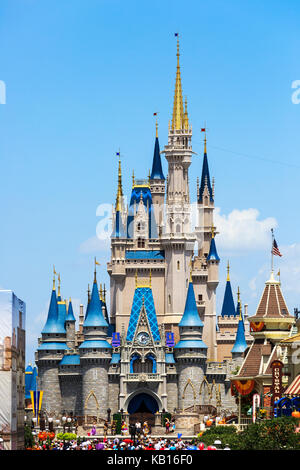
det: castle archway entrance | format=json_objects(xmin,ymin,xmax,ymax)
[{"xmin": 127, "ymin": 393, "xmax": 159, "ymax": 428}]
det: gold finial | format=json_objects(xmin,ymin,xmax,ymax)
[
  {"xmin": 204, "ymin": 132, "xmax": 207, "ymax": 154},
  {"xmin": 148, "ymin": 169, "xmax": 151, "ymax": 183},
  {"xmin": 116, "ymin": 151, "xmax": 123, "ymax": 211},
  {"xmin": 132, "ymin": 169, "xmax": 135, "ymax": 188},
  {"xmin": 87, "ymin": 284, "xmax": 91, "ymax": 303},
  {"xmin": 227, "ymin": 261, "xmax": 230, "ymax": 282},
  {"xmin": 57, "ymin": 273, "xmax": 61, "ymax": 298},
  {"xmin": 135, "ymin": 270, "xmax": 138, "ymax": 288},
  {"xmin": 53, "ymin": 265, "xmax": 57, "ymax": 290},
  {"xmin": 103, "ymin": 283, "xmax": 106, "ymax": 302},
  {"xmin": 211, "ymin": 225, "xmax": 215, "ymax": 238},
  {"xmin": 94, "ymin": 257, "xmax": 100, "ymax": 283},
  {"xmin": 237, "ymin": 287, "xmax": 242, "ymax": 320},
  {"xmin": 156, "ymin": 119, "xmax": 158, "ymax": 138},
  {"xmin": 172, "ymin": 33, "xmax": 184, "ymax": 131},
  {"xmin": 149, "ymin": 268, "xmax": 152, "ymax": 287},
  {"xmin": 99, "ymin": 283, "xmax": 103, "ymax": 301}
]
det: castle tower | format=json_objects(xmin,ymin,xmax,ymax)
[
  {"xmin": 231, "ymin": 295, "xmax": 248, "ymax": 360},
  {"xmin": 36, "ymin": 274, "xmax": 67, "ymax": 413},
  {"xmin": 79, "ymin": 265, "xmax": 112, "ymax": 418},
  {"xmin": 174, "ymin": 279, "xmax": 207, "ymax": 410},
  {"xmin": 160, "ymin": 35, "xmax": 196, "ymax": 327},
  {"xmin": 202, "ymin": 226, "xmax": 220, "ymax": 360},
  {"xmin": 149, "ymin": 120, "xmax": 165, "ymax": 230},
  {"xmin": 65, "ymin": 299, "xmax": 76, "ymax": 349}
]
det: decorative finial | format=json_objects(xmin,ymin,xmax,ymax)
[
  {"xmin": 237, "ymin": 286, "xmax": 240, "ymax": 303},
  {"xmin": 227, "ymin": 261, "xmax": 230, "ymax": 282},
  {"xmin": 153, "ymin": 112, "xmax": 158, "ymax": 138},
  {"xmin": 94, "ymin": 257, "xmax": 100, "ymax": 283},
  {"xmin": 211, "ymin": 225, "xmax": 215, "ymax": 238},
  {"xmin": 87, "ymin": 284, "xmax": 91, "ymax": 303},
  {"xmin": 58, "ymin": 273, "xmax": 61, "ymax": 298},
  {"xmin": 116, "ymin": 151, "xmax": 123, "ymax": 211},
  {"xmin": 99, "ymin": 283, "xmax": 103, "ymax": 301},
  {"xmin": 103, "ymin": 283, "xmax": 106, "ymax": 302},
  {"xmin": 53, "ymin": 265, "xmax": 57, "ymax": 290},
  {"xmin": 204, "ymin": 133, "xmax": 207, "ymax": 154},
  {"xmin": 132, "ymin": 169, "xmax": 135, "ymax": 188},
  {"xmin": 149, "ymin": 268, "xmax": 152, "ymax": 287},
  {"xmin": 135, "ymin": 270, "xmax": 138, "ymax": 288}
]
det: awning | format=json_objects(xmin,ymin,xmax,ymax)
[{"xmin": 284, "ymin": 374, "xmax": 300, "ymax": 395}]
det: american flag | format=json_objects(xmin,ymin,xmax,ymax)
[{"xmin": 272, "ymin": 238, "xmax": 282, "ymax": 257}]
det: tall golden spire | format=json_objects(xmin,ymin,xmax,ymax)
[
  {"xmin": 171, "ymin": 34, "xmax": 184, "ymax": 131},
  {"xmin": 116, "ymin": 152, "xmax": 123, "ymax": 211},
  {"xmin": 52, "ymin": 265, "xmax": 56, "ymax": 290},
  {"xmin": 237, "ymin": 286, "xmax": 242, "ymax": 320}
]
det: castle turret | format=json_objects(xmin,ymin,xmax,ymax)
[
  {"xmin": 37, "ymin": 274, "xmax": 68, "ymax": 413},
  {"xmin": 203, "ymin": 226, "xmax": 220, "ymax": 360},
  {"xmin": 66, "ymin": 298, "xmax": 76, "ymax": 349},
  {"xmin": 160, "ymin": 34, "xmax": 195, "ymax": 329},
  {"xmin": 79, "ymin": 265, "xmax": 112, "ymax": 418},
  {"xmin": 150, "ymin": 120, "xmax": 165, "ymax": 229},
  {"xmin": 174, "ymin": 279, "xmax": 207, "ymax": 409},
  {"xmin": 231, "ymin": 292, "xmax": 248, "ymax": 359}
]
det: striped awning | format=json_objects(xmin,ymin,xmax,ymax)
[{"xmin": 284, "ymin": 375, "xmax": 300, "ymax": 395}]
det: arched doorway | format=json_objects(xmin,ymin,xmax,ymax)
[{"xmin": 128, "ymin": 393, "xmax": 159, "ymax": 428}]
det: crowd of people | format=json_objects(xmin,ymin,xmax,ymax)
[{"xmin": 28, "ymin": 436, "xmax": 221, "ymax": 451}]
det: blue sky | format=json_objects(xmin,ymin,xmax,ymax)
[{"xmin": 0, "ymin": 0, "xmax": 300, "ymax": 363}]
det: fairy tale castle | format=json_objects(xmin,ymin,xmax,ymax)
[{"xmin": 35, "ymin": 38, "xmax": 270, "ymax": 428}]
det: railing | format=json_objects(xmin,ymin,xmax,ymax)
[{"xmin": 126, "ymin": 373, "xmax": 160, "ymax": 381}]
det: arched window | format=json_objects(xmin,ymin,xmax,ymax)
[{"xmin": 177, "ymin": 260, "xmax": 180, "ymax": 270}]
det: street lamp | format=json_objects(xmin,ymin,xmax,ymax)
[{"xmin": 107, "ymin": 408, "xmax": 111, "ymax": 422}]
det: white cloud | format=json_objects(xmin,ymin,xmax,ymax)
[
  {"xmin": 214, "ymin": 207, "xmax": 277, "ymax": 253},
  {"xmin": 79, "ymin": 235, "xmax": 110, "ymax": 254}
]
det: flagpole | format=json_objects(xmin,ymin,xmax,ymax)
[{"xmin": 271, "ymin": 228, "xmax": 274, "ymax": 274}]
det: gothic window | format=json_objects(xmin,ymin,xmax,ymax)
[
  {"xmin": 198, "ymin": 294, "xmax": 203, "ymax": 301},
  {"xmin": 132, "ymin": 357, "xmax": 153, "ymax": 373},
  {"xmin": 176, "ymin": 224, "xmax": 181, "ymax": 233},
  {"xmin": 177, "ymin": 260, "xmax": 180, "ymax": 270},
  {"xmin": 137, "ymin": 238, "xmax": 145, "ymax": 248}
]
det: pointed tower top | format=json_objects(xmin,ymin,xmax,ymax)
[
  {"xmin": 116, "ymin": 152, "xmax": 123, "ymax": 212},
  {"xmin": 220, "ymin": 264, "xmax": 236, "ymax": 317},
  {"xmin": 171, "ymin": 33, "xmax": 184, "ymax": 131},
  {"xmin": 83, "ymin": 278, "xmax": 108, "ymax": 328},
  {"xmin": 179, "ymin": 281, "xmax": 204, "ymax": 327},
  {"xmin": 207, "ymin": 227, "xmax": 220, "ymax": 262},
  {"xmin": 150, "ymin": 122, "xmax": 165, "ymax": 180}
]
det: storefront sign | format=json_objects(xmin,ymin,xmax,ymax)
[{"xmin": 271, "ymin": 360, "xmax": 283, "ymax": 409}]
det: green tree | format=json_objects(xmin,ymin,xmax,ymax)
[
  {"xmin": 198, "ymin": 426, "xmax": 240, "ymax": 450},
  {"xmin": 239, "ymin": 417, "xmax": 300, "ymax": 450}
]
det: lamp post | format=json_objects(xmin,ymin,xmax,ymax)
[
  {"xmin": 62, "ymin": 415, "xmax": 67, "ymax": 433},
  {"xmin": 107, "ymin": 408, "xmax": 111, "ymax": 422},
  {"xmin": 214, "ymin": 439, "xmax": 222, "ymax": 450}
]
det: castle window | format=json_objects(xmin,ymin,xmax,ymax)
[
  {"xmin": 168, "ymin": 294, "xmax": 171, "ymax": 306},
  {"xmin": 177, "ymin": 261, "xmax": 180, "ymax": 270},
  {"xmin": 137, "ymin": 238, "xmax": 145, "ymax": 248},
  {"xmin": 198, "ymin": 294, "xmax": 203, "ymax": 301}
]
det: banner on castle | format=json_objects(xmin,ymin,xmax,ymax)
[
  {"xmin": 112, "ymin": 332, "xmax": 121, "ymax": 348},
  {"xmin": 166, "ymin": 332, "xmax": 175, "ymax": 347}
]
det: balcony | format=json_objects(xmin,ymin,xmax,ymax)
[{"xmin": 125, "ymin": 373, "xmax": 161, "ymax": 382}]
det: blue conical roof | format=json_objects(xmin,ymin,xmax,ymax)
[
  {"xmin": 83, "ymin": 281, "xmax": 108, "ymax": 327},
  {"xmin": 150, "ymin": 137, "xmax": 165, "ymax": 180},
  {"xmin": 199, "ymin": 151, "xmax": 213, "ymax": 203},
  {"xmin": 221, "ymin": 280, "xmax": 236, "ymax": 317},
  {"xmin": 57, "ymin": 302, "xmax": 67, "ymax": 330},
  {"xmin": 41, "ymin": 288, "xmax": 66, "ymax": 334},
  {"xmin": 207, "ymin": 236, "xmax": 220, "ymax": 261},
  {"xmin": 179, "ymin": 282, "xmax": 204, "ymax": 327},
  {"xmin": 231, "ymin": 315, "xmax": 247, "ymax": 354},
  {"xmin": 25, "ymin": 364, "xmax": 33, "ymax": 399},
  {"xmin": 66, "ymin": 300, "xmax": 76, "ymax": 322}
]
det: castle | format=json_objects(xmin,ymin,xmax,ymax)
[{"xmin": 35, "ymin": 38, "xmax": 264, "ymax": 429}]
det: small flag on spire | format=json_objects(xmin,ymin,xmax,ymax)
[
  {"xmin": 116, "ymin": 152, "xmax": 120, "ymax": 156},
  {"xmin": 272, "ymin": 238, "xmax": 282, "ymax": 257},
  {"xmin": 153, "ymin": 112, "xmax": 157, "ymax": 116},
  {"xmin": 201, "ymin": 128, "xmax": 206, "ymax": 132},
  {"xmin": 175, "ymin": 32, "xmax": 179, "ymax": 37}
]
